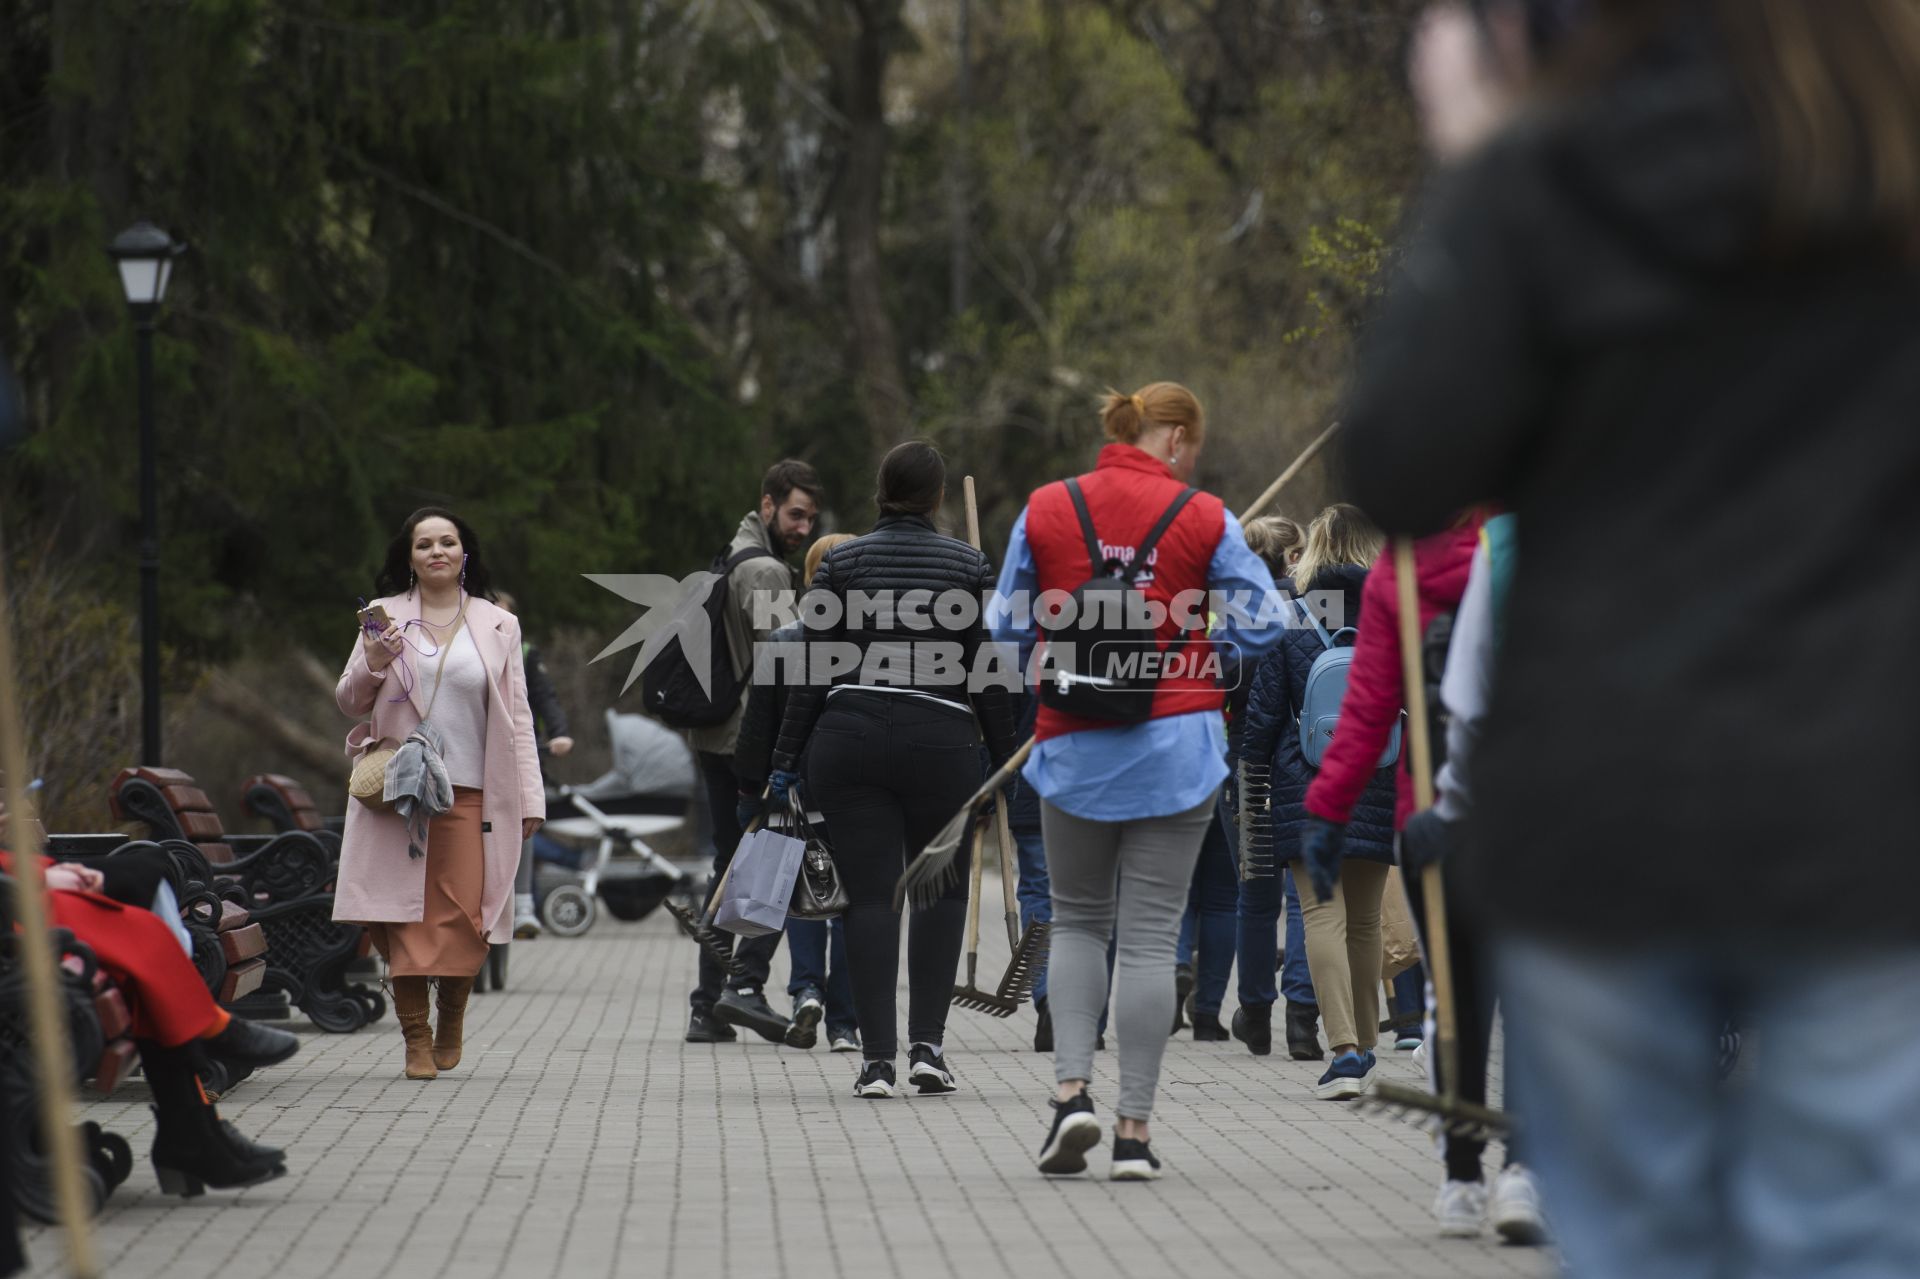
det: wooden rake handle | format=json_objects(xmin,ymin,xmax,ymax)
[{"xmin": 1393, "ymin": 538, "xmax": 1460, "ymax": 1105}]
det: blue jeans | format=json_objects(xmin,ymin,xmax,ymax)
[
  {"xmin": 785, "ymin": 917, "xmax": 856, "ymax": 1036},
  {"xmin": 1237, "ymin": 864, "xmax": 1316, "ymax": 1009},
  {"xmin": 1176, "ymin": 797, "xmax": 1239, "ymax": 1017},
  {"xmin": 1501, "ymin": 937, "xmax": 1920, "ymax": 1279},
  {"xmin": 1012, "ymin": 817, "xmax": 1051, "ymax": 1006}
]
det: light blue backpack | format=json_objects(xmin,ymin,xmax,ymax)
[{"xmin": 1296, "ymin": 599, "xmax": 1403, "ymax": 770}]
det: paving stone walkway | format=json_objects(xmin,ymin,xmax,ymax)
[{"xmin": 26, "ymin": 874, "xmax": 1556, "ymax": 1279}]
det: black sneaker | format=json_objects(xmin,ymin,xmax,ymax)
[
  {"xmin": 785, "ymin": 989, "xmax": 825, "ymax": 1050},
  {"xmin": 854, "ymin": 1059, "xmax": 897, "ymax": 1099},
  {"xmin": 714, "ymin": 986, "xmax": 789, "ymax": 1043},
  {"xmin": 1033, "ymin": 997, "xmax": 1054, "ymax": 1053},
  {"xmin": 1233, "ymin": 1004, "xmax": 1274, "ymax": 1056},
  {"xmin": 685, "ymin": 1009, "xmax": 738, "ymax": 1043},
  {"xmin": 1171, "ymin": 965, "xmax": 1194, "ymax": 1034},
  {"xmin": 1110, "ymin": 1137, "xmax": 1162, "ymax": 1181},
  {"xmin": 1036, "ymin": 1090, "xmax": 1101, "ymax": 1175},
  {"xmin": 908, "ymin": 1044, "xmax": 957, "ymax": 1095}
]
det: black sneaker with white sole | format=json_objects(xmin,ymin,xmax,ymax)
[
  {"xmin": 1110, "ymin": 1137, "xmax": 1162, "ymax": 1181},
  {"xmin": 853, "ymin": 1060, "xmax": 897, "ymax": 1099},
  {"xmin": 908, "ymin": 1044, "xmax": 957, "ymax": 1095},
  {"xmin": 1036, "ymin": 1091, "xmax": 1101, "ymax": 1175}
]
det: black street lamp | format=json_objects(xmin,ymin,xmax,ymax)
[{"xmin": 107, "ymin": 221, "xmax": 185, "ymax": 767}]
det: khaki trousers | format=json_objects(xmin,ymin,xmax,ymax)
[{"xmin": 1290, "ymin": 858, "xmax": 1389, "ymax": 1052}]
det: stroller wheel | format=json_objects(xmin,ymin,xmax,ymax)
[{"xmin": 541, "ymin": 885, "xmax": 596, "ymax": 938}]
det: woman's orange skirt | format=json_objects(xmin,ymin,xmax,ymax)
[{"xmin": 368, "ymin": 786, "xmax": 489, "ymax": 978}]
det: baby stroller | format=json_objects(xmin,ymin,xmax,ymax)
[{"xmin": 534, "ymin": 710, "xmax": 695, "ymax": 937}]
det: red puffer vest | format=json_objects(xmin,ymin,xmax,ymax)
[{"xmin": 1025, "ymin": 444, "xmax": 1227, "ymax": 741}]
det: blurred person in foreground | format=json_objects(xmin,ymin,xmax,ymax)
[{"xmin": 1344, "ymin": 2, "xmax": 1920, "ymax": 1275}]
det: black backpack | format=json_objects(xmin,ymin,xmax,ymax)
[
  {"xmin": 642, "ymin": 544, "xmax": 780, "ymax": 728},
  {"xmin": 1037, "ymin": 478, "xmax": 1198, "ymax": 724}
]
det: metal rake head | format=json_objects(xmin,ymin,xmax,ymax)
[
  {"xmin": 951, "ymin": 985, "xmax": 1021, "ymax": 1017},
  {"xmin": 1237, "ymin": 763, "xmax": 1276, "ymax": 880},
  {"xmin": 1355, "ymin": 1079, "xmax": 1513, "ymax": 1143},
  {"xmin": 894, "ymin": 804, "xmax": 981, "ymax": 912},
  {"xmin": 995, "ymin": 922, "xmax": 1050, "ymax": 1005},
  {"xmin": 662, "ymin": 898, "xmax": 747, "ymax": 979}
]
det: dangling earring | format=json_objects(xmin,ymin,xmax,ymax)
[
  {"xmin": 409, "ymin": 570, "xmax": 417, "ymax": 597},
  {"xmin": 460, "ymin": 554, "xmax": 468, "ymax": 592}
]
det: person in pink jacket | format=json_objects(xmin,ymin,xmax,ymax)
[
  {"xmin": 335, "ymin": 507, "xmax": 545, "ymax": 1080},
  {"xmin": 1295, "ymin": 517, "xmax": 1481, "ymax": 1099}
]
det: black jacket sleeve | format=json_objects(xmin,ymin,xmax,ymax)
[
  {"xmin": 770, "ymin": 560, "xmax": 839, "ymax": 774},
  {"xmin": 732, "ymin": 679, "xmax": 782, "ymax": 792},
  {"xmin": 965, "ymin": 554, "xmax": 1021, "ymax": 768},
  {"xmin": 523, "ymin": 643, "xmax": 570, "ymax": 741},
  {"xmin": 1341, "ymin": 142, "xmax": 1550, "ymax": 535}
]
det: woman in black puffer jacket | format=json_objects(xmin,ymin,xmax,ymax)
[
  {"xmin": 1233, "ymin": 519, "xmax": 1396, "ymax": 1065},
  {"xmin": 771, "ymin": 441, "xmax": 1020, "ymax": 1100}
]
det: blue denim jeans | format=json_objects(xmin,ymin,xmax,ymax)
[
  {"xmin": 1176, "ymin": 797, "xmax": 1239, "ymax": 1017},
  {"xmin": 1237, "ymin": 864, "xmax": 1317, "ymax": 1009},
  {"xmin": 785, "ymin": 917, "xmax": 856, "ymax": 1036},
  {"xmin": 1500, "ymin": 936, "xmax": 1920, "ymax": 1279}
]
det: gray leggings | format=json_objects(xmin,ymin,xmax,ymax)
[{"xmin": 1041, "ymin": 791, "xmax": 1218, "ymax": 1121}]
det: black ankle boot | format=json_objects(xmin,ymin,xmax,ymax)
[
  {"xmin": 1284, "ymin": 1000, "xmax": 1323, "ymax": 1061},
  {"xmin": 141, "ymin": 1043, "xmax": 285, "ymax": 1197},
  {"xmin": 1232, "ymin": 1003, "xmax": 1274, "ymax": 1056},
  {"xmin": 1191, "ymin": 1011, "xmax": 1230, "ymax": 1041}
]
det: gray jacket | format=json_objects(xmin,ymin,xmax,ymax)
[{"xmin": 687, "ymin": 511, "xmax": 797, "ymax": 758}]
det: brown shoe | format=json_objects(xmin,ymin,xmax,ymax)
[
  {"xmin": 392, "ymin": 976, "xmax": 437, "ymax": 1080},
  {"xmin": 433, "ymin": 976, "xmax": 476, "ymax": 1072}
]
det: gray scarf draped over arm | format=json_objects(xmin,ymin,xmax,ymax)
[{"xmin": 383, "ymin": 720, "xmax": 453, "ymax": 858}]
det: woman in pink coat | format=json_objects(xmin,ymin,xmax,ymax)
[{"xmin": 335, "ymin": 507, "xmax": 545, "ymax": 1079}]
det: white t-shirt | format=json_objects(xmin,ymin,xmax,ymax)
[{"xmin": 425, "ymin": 625, "xmax": 490, "ymax": 789}]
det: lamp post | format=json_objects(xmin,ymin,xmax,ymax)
[{"xmin": 107, "ymin": 221, "xmax": 184, "ymax": 767}]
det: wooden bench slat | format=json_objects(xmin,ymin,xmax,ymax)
[
  {"xmin": 89, "ymin": 1040, "xmax": 139, "ymax": 1094},
  {"xmin": 174, "ymin": 811, "xmax": 225, "ymax": 840},
  {"xmin": 217, "ymin": 900, "xmax": 251, "ymax": 931},
  {"xmin": 219, "ymin": 958, "xmax": 266, "ymax": 1003},
  {"xmin": 92, "ymin": 988, "xmax": 131, "ymax": 1040},
  {"xmin": 221, "ymin": 923, "xmax": 267, "ymax": 964}
]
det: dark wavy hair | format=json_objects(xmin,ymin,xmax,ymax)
[{"xmin": 374, "ymin": 507, "xmax": 495, "ymax": 600}]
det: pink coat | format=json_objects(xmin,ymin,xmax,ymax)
[{"xmin": 332, "ymin": 594, "xmax": 546, "ymax": 944}]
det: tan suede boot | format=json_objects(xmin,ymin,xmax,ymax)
[
  {"xmin": 391, "ymin": 976, "xmax": 437, "ymax": 1080},
  {"xmin": 433, "ymin": 975, "xmax": 476, "ymax": 1072}
]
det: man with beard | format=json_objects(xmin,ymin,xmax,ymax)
[{"xmin": 684, "ymin": 459, "xmax": 822, "ymax": 1043}]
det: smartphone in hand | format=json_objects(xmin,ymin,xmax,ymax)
[{"xmin": 358, "ymin": 602, "xmax": 392, "ymax": 634}]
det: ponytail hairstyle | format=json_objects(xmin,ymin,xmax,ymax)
[
  {"xmin": 1099, "ymin": 382, "xmax": 1206, "ymax": 449},
  {"xmin": 1242, "ymin": 516, "xmax": 1306, "ymax": 579},
  {"xmin": 1291, "ymin": 503, "xmax": 1386, "ymax": 594}
]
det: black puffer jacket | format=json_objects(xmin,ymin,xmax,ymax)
[
  {"xmin": 1237, "ymin": 566, "xmax": 1396, "ymax": 865},
  {"xmin": 771, "ymin": 514, "xmax": 1020, "ymax": 771}
]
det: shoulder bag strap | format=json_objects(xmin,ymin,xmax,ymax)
[
  {"xmin": 420, "ymin": 620, "xmax": 458, "ymax": 723},
  {"xmin": 1063, "ymin": 477, "xmax": 1107, "ymax": 572},
  {"xmin": 1120, "ymin": 487, "xmax": 1200, "ymax": 586}
]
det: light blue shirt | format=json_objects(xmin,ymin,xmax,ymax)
[{"xmin": 990, "ymin": 505, "xmax": 1283, "ymax": 821}]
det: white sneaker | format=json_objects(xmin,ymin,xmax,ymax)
[
  {"xmin": 1490, "ymin": 1164, "xmax": 1549, "ymax": 1246},
  {"xmin": 1410, "ymin": 1039, "xmax": 1428, "ymax": 1074},
  {"xmin": 513, "ymin": 893, "xmax": 541, "ymax": 939},
  {"xmin": 1433, "ymin": 1179, "xmax": 1489, "ymax": 1238}
]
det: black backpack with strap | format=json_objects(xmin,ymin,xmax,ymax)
[
  {"xmin": 643, "ymin": 543, "xmax": 780, "ymax": 728},
  {"xmin": 1038, "ymin": 478, "xmax": 1199, "ymax": 724}
]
